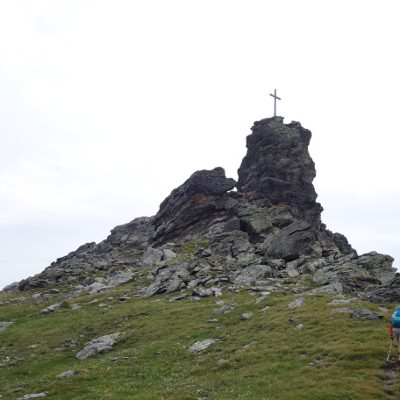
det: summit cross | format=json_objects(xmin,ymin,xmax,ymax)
[{"xmin": 269, "ymin": 89, "xmax": 281, "ymax": 117}]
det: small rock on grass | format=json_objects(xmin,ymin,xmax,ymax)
[
  {"xmin": 188, "ymin": 339, "xmax": 216, "ymax": 353},
  {"xmin": 169, "ymin": 294, "xmax": 188, "ymax": 302},
  {"xmin": 329, "ymin": 299, "xmax": 352, "ymax": 305},
  {"xmin": 76, "ymin": 332, "xmax": 122, "ymax": 359},
  {"xmin": 17, "ymin": 393, "xmax": 48, "ymax": 400},
  {"xmin": 331, "ymin": 307, "xmax": 353, "ymax": 313},
  {"xmin": 40, "ymin": 303, "xmax": 60, "ymax": 315},
  {"xmin": 240, "ymin": 313, "xmax": 253, "ymax": 320},
  {"xmin": 57, "ymin": 370, "xmax": 75, "ymax": 378},
  {"xmin": 213, "ymin": 304, "xmax": 234, "ymax": 315},
  {"xmin": 256, "ymin": 294, "xmax": 268, "ymax": 304},
  {"xmin": 0, "ymin": 321, "xmax": 14, "ymax": 332},
  {"xmin": 288, "ymin": 297, "xmax": 305, "ymax": 308},
  {"xmin": 351, "ymin": 308, "xmax": 383, "ymax": 320}
]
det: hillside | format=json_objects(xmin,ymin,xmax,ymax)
[
  {"xmin": 0, "ymin": 278, "xmax": 399, "ymax": 399},
  {"xmin": 1, "ymin": 116, "xmax": 399, "ymax": 399}
]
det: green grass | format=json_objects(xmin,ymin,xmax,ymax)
[{"xmin": 0, "ymin": 282, "xmax": 398, "ymax": 399}]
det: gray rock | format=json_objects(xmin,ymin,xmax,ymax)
[
  {"xmin": 365, "ymin": 274, "xmax": 400, "ymax": 303},
  {"xmin": 188, "ymin": 338, "xmax": 216, "ymax": 353},
  {"xmin": 192, "ymin": 286, "xmax": 222, "ymax": 297},
  {"xmin": 331, "ymin": 307, "xmax": 353, "ymax": 313},
  {"xmin": 80, "ymin": 271, "xmax": 134, "ymax": 295},
  {"xmin": 57, "ymin": 370, "xmax": 75, "ymax": 378},
  {"xmin": 168, "ymin": 294, "xmax": 188, "ymax": 302},
  {"xmin": 265, "ymin": 221, "xmax": 316, "ymax": 262},
  {"xmin": 234, "ymin": 265, "xmax": 272, "ymax": 285},
  {"xmin": 329, "ymin": 299, "xmax": 352, "ymax": 305},
  {"xmin": 40, "ymin": 303, "xmax": 61, "ymax": 315},
  {"xmin": 295, "ymin": 323, "xmax": 304, "ymax": 330},
  {"xmin": 106, "ymin": 271, "xmax": 134, "ymax": 288},
  {"xmin": 17, "ymin": 394, "xmax": 48, "ymax": 400},
  {"xmin": 285, "ymin": 265, "xmax": 300, "ymax": 277},
  {"xmin": 240, "ymin": 312, "xmax": 253, "ymax": 320},
  {"xmin": 333, "ymin": 233, "xmax": 355, "ymax": 255},
  {"xmin": 76, "ymin": 332, "xmax": 122, "ymax": 359},
  {"xmin": 213, "ymin": 303, "xmax": 235, "ymax": 315},
  {"xmin": 240, "ymin": 212, "xmax": 273, "ymax": 241},
  {"xmin": 255, "ymin": 293, "xmax": 268, "ymax": 304},
  {"xmin": 162, "ymin": 249, "xmax": 177, "ymax": 261},
  {"xmin": 0, "ymin": 321, "xmax": 14, "ymax": 332},
  {"xmin": 143, "ymin": 263, "xmax": 190, "ymax": 297},
  {"xmin": 288, "ymin": 297, "xmax": 305, "ymax": 308},
  {"xmin": 141, "ymin": 247, "xmax": 163, "ymax": 266},
  {"xmin": 351, "ymin": 308, "xmax": 383, "ymax": 320},
  {"xmin": 312, "ymin": 282, "xmax": 343, "ymax": 295},
  {"xmin": 356, "ymin": 252, "xmax": 395, "ymax": 285}
]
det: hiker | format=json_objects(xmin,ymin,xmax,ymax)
[{"xmin": 390, "ymin": 306, "xmax": 400, "ymax": 361}]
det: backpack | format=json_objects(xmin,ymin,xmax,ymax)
[{"xmin": 392, "ymin": 310, "xmax": 400, "ymax": 328}]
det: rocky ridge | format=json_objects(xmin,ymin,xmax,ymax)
[{"xmin": 2, "ymin": 116, "xmax": 398, "ymax": 303}]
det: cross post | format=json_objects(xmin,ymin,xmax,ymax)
[{"xmin": 269, "ymin": 89, "xmax": 281, "ymax": 117}]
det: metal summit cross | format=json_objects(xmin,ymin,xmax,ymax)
[{"xmin": 269, "ymin": 89, "xmax": 281, "ymax": 117}]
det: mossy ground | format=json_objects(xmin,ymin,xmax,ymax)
[{"xmin": 0, "ymin": 280, "xmax": 399, "ymax": 399}]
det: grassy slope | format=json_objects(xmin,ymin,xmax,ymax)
[{"xmin": 0, "ymin": 279, "xmax": 398, "ymax": 400}]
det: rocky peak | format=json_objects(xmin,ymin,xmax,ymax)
[
  {"xmin": 4, "ymin": 116, "xmax": 398, "ymax": 305},
  {"xmin": 237, "ymin": 116, "xmax": 323, "ymax": 226}
]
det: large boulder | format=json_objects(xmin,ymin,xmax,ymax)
[
  {"xmin": 152, "ymin": 167, "xmax": 236, "ymax": 244},
  {"xmin": 265, "ymin": 221, "xmax": 317, "ymax": 262}
]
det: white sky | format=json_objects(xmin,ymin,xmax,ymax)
[{"xmin": 1, "ymin": 0, "xmax": 399, "ymax": 290}]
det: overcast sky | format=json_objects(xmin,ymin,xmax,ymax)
[{"xmin": 1, "ymin": 0, "xmax": 399, "ymax": 290}]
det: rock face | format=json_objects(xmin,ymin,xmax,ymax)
[
  {"xmin": 237, "ymin": 117, "xmax": 322, "ymax": 226},
  {"xmin": 153, "ymin": 167, "xmax": 236, "ymax": 244},
  {"xmin": 3, "ymin": 116, "xmax": 397, "ymax": 305}
]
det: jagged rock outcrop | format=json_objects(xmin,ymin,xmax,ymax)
[
  {"xmin": 3, "ymin": 116, "xmax": 397, "ymax": 304},
  {"xmin": 16, "ymin": 217, "xmax": 154, "ymax": 291},
  {"xmin": 152, "ymin": 167, "xmax": 236, "ymax": 244},
  {"xmin": 237, "ymin": 117, "xmax": 323, "ymax": 226},
  {"xmin": 364, "ymin": 272, "xmax": 400, "ymax": 303}
]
